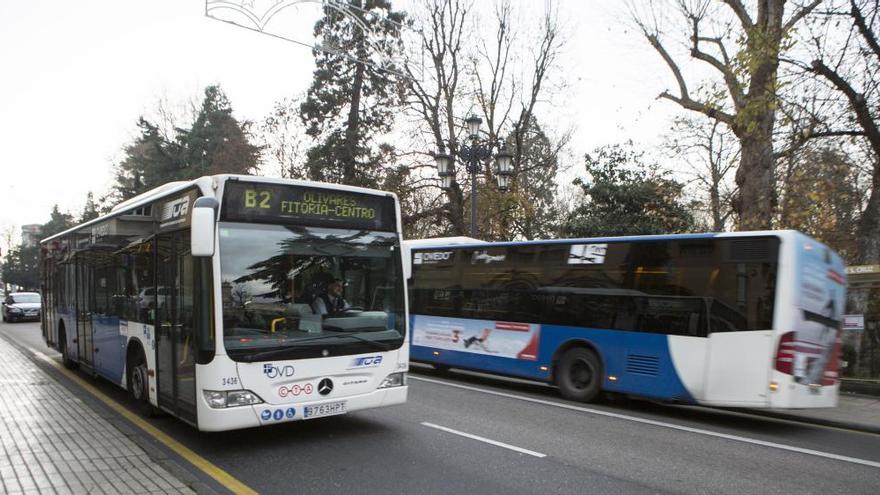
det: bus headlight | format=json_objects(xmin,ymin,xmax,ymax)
[
  {"xmin": 203, "ymin": 390, "xmax": 264, "ymax": 408},
  {"xmin": 378, "ymin": 372, "xmax": 407, "ymax": 389}
]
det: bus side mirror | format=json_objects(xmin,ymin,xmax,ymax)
[{"xmin": 192, "ymin": 197, "xmax": 219, "ymax": 257}]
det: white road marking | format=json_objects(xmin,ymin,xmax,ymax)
[
  {"xmin": 411, "ymin": 375, "xmax": 880, "ymax": 470},
  {"xmin": 421, "ymin": 421, "xmax": 547, "ymax": 458}
]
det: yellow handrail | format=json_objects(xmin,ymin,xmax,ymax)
[{"xmin": 270, "ymin": 317, "xmax": 285, "ymax": 333}]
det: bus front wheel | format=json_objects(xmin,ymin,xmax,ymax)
[
  {"xmin": 127, "ymin": 351, "xmax": 158, "ymax": 416},
  {"xmin": 556, "ymin": 348, "xmax": 602, "ymax": 402}
]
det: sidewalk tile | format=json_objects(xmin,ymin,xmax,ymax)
[{"xmin": 0, "ymin": 337, "xmax": 196, "ymax": 495}]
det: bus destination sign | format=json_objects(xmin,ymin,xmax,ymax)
[{"xmin": 221, "ymin": 181, "xmax": 396, "ymax": 231}]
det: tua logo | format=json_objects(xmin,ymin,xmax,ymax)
[
  {"xmin": 350, "ymin": 356, "xmax": 383, "ymax": 368},
  {"xmin": 263, "ymin": 363, "xmax": 295, "ymax": 379},
  {"xmin": 160, "ymin": 197, "xmax": 189, "ymax": 223}
]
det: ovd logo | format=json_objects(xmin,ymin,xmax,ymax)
[{"xmin": 263, "ymin": 363, "xmax": 295, "ymax": 379}]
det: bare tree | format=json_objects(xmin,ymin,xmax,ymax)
[
  {"xmin": 633, "ymin": 0, "xmax": 822, "ymax": 230},
  {"xmin": 259, "ymin": 97, "xmax": 309, "ymax": 179},
  {"xmin": 469, "ymin": 1, "xmax": 566, "ymax": 240},
  {"xmin": 403, "ymin": 0, "xmax": 473, "ymax": 235},
  {"xmin": 665, "ymin": 116, "xmax": 738, "ymax": 231},
  {"xmin": 403, "ymin": 0, "xmax": 568, "ymax": 239}
]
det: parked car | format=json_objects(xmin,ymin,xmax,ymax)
[
  {"xmin": 136, "ymin": 286, "xmax": 170, "ymax": 311},
  {"xmin": 2, "ymin": 292, "xmax": 42, "ymax": 323}
]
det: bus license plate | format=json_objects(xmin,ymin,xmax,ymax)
[{"xmin": 303, "ymin": 401, "xmax": 347, "ymax": 419}]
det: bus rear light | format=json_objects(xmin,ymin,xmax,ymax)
[
  {"xmin": 774, "ymin": 331, "xmax": 796, "ymax": 374},
  {"xmin": 204, "ymin": 390, "xmax": 264, "ymax": 408}
]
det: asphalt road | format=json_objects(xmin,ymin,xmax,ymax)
[{"xmin": 3, "ymin": 320, "xmax": 880, "ymax": 494}]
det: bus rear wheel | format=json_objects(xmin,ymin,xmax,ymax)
[
  {"xmin": 58, "ymin": 325, "xmax": 77, "ymax": 370},
  {"xmin": 556, "ymin": 348, "xmax": 602, "ymax": 402}
]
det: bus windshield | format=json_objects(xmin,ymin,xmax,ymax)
[{"xmin": 219, "ymin": 223, "xmax": 405, "ymax": 361}]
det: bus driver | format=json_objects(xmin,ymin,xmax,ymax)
[{"xmin": 313, "ymin": 278, "xmax": 351, "ymax": 316}]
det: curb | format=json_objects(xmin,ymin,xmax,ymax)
[
  {"xmin": 841, "ymin": 381, "xmax": 880, "ymax": 397},
  {"xmin": 744, "ymin": 409, "xmax": 880, "ymax": 435}
]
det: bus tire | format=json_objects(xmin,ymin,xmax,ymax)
[
  {"xmin": 556, "ymin": 348, "xmax": 602, "ymax": 402},
  {"xmin": 432, "ymin": 363, "xmax": 451, "ymax": 373},
  {"xmin": 58, "ymin": 324, "xmax": 77, "ymax": 370},
  {"xmin": 127, "ymin": 350, "xmax": 158, "ymax": 417}
]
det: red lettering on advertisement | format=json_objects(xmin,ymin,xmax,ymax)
[
  {"xmin": 827, "ymin": 269, "xmax": 845, "ymax": 285},
  {"xmin": 495, "ymin": 321, "xmax": 530, "ymax": 332}
]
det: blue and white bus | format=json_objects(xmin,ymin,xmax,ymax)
[
  {"xmin": 406, "ymin": 231, "xmax": 845, "ymax": 408},
  {"xmin": 41, "ymin": 175, "xmax": 409, "ymax": 431}
]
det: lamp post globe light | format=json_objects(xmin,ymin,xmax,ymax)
[{"xmin": 433, "ymin": 114, "xmax": 514, "ymax": 238}]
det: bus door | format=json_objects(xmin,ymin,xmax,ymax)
[
  {"xmin": 75, "ymin": 254, "xmax": 94, "ymax": 368},
  {"xmin": 156, "ymin": 231, "xmax": 197, "ymax": 423}
]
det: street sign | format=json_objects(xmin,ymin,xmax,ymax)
[
  {"xmin": 843, "ymin": 314, "xmax": 865, "ymax": 331},
  {"xmin": 846, "ymin": 265, "xmax": 880, "ymax": 275}
]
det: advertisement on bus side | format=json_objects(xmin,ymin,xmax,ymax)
[
  {"xmin": 411, "ymin": 315, "xmax": 540, "ymax": 360},
  {"xmin": 793, "ymin": 241, "xmax": 846, "ymax": 386}
]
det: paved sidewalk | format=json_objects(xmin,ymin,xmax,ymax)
[
  {"xmin": 752, "ymin": 393, "xmax": 880, "ymax": 434},
  {"xmin": 0, "ymin": 336, "xmax": 195, "ymax": 494}
]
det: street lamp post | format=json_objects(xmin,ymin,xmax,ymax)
[{"xmin": 433, "ymin": 115, "xmax": 513, "ymax": 238}]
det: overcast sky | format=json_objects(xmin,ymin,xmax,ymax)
[{"xmin": 0, "ymin": 0, "xmax": 679, "ymax": 243}]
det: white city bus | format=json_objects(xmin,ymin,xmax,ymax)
[
  {"xmin": 407, "ymin": 231, "xmax": 845, "ymax": 408},
  {"xmin": 41, "ymin": 175, "xmax": 408, "ymax": 431}
]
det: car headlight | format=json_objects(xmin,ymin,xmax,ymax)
[
  {"xmin": 9, "ymin": 308, "xmax": 22, "ymax": 313},
  {"xmin": 203, "ymin": 390, "xmax": 264, "ymax": 408},
  {"xmin": 378, "ymin": 372, "xmax": 407, "ymax": 389}
]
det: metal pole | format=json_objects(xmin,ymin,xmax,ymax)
[{"xmin": 470, "ymin": 156, "xmax": 477, "ymax": 238}]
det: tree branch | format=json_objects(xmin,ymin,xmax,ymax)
[
  {"xmin": 812, "ymin": 58, "xmax": 880, "ymax": 184},
  {"xmin": 810, "ymin": 130, "xmax": 867, "ymax": 138},
  {"xmin": 659, "ymin": 91, "xmax": 736, "ymax": 127},
  {"xmin": 850, "ymin": 0, "xmax": 880, "ymax": 60},
  {"xmin": 784, "ymin": 0, "xmax": 822, "ymax": 32},
  {"xmin": 722, "ymin": 0, "xmax": 753, "ymax": 29},
  {"xmin": 690, "ymin": 16, "xmax": 745, "ymax": 108}
]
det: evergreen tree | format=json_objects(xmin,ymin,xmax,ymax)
[
  {"xmin": 1, "ymin": 206, "xmax": 73, "ymax": 290},
  {"xmin": 181, "ymin": 85, "xmax": 260, "ymax": 178},
  {"xmin": 505, "ymin": 120, "xmax": 561, "ymax": 240},
  {"xmin": 80, "ymin": 192, "xmax": 101, "ymax": 223},
  {"xmin": 1, "ymin": 245, "xmax": 39, "ymax": 291},
  {"xmin": 42, "ymin": 205, "xmax": 74, "ymax": 238},
  {"xmin": 561, "ymin": 143, "xmax": 697, "ymax": 237},
  {"xmin": 300, "ymin": 0, "xmax": 406, "ymax": 188},
  {"xmin": 111, "ymin": 85, "xmax": 259, "ymax": 203},
  {"xmin": 113, "ymin": 117, "xmax": 181, "ymax": 201}
]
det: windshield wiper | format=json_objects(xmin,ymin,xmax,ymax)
[{"xmin": 238, "ymin": 333, "xmax": 395, "ymax": 362}]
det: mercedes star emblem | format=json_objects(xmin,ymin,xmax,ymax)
[{"xmin": 318, "ymin": 378, "xmax": 333, "ymax": 396}]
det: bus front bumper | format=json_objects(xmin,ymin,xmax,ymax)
[{"xmin": 196, "ymin": 385, "xmax": 408, "ymax": 432}]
